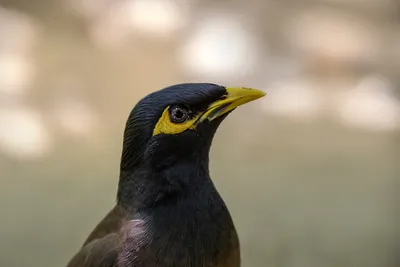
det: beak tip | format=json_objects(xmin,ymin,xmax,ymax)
[
  {"xmin": 246, "ymin": 87, "xmax": 267, "ymax": 99},
  {"xmin": 258, "ymin": 90, "xmax": 267, "ymax": 98}
]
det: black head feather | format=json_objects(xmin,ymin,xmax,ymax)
[{"xmin": 120, "ymin": 83, "xmax": 226, "ymax": 172}]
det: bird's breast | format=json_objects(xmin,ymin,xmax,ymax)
[{"xmin": 118, "ymin": 193, "xmax": 240, "ymax": 267}]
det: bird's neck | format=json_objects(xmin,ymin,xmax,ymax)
[{"xmin": 117, "ymin": 157, "xmax": 210, "ymax": 211}]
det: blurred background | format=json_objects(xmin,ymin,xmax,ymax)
[{"xmin": 0, "ymin": 0, "xmax": 399, "ymax": 266}]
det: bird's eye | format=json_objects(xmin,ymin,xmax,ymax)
[{"xmin": 169, "ymin": 105, "xmax": 190, "ymax": 123}]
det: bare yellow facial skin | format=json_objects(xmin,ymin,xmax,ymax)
[
  {"xmin": 152, "ymin": 107, "xmax": 201, "ymax": 136},
  {"xmin": 153, "ymin": 87, "xmax": 266, "ymax": 136}
]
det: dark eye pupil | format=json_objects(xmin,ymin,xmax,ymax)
[
  {"xmin": 174, "ymin": 109, "xmax": 184, "ymax": 119},
  {"xmin": 170, "ymin": 105, "xmax": 189, "ymax": 123}
]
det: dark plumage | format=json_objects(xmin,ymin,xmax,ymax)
[{"xmin": 66, "ymin": 83, "xmax": 265, "ymax": 267}]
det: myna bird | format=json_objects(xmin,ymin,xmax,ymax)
[{"xmin": 66, "ymin": 83, "xmax": 265, "ymax": 267}]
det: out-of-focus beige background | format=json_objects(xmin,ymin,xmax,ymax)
[{"xmin": 0, "ymin": 0, "xmax": 398, "ymax": 267}]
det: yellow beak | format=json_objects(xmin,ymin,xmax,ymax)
[{"xmin": 199, "ymin": 87, "xmax": 266, "ymax": 122}]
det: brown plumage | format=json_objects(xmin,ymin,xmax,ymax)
[{"xmin": 66, "ymin": 83, "xmax": 265, "ymax": 267}]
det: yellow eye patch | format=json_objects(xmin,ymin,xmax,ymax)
[{"xmin": 153, "ymin": 106, "xmax": 200, "ymax": 136}]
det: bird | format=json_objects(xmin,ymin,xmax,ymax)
[{"xmin": 66, "ymin": 83, "xmax": 266, "ymax": 267}]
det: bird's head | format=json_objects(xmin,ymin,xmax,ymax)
[{"xmin": 120, "ymin": 83, "xmax": 265, "ymax": 173}]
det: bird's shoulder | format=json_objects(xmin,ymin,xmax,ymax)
[
  {"xmin": 66, "ymin": 233, "xmax": 119, "ymax": 267},
  {"xmin": 67, "ymin": 209, "xmax": 149, "ymax": 267},
  {"xmin": 66, "ymin": 205, "xmax": 127, "ymax": 267},
  {"xmin": 82, "ymin": 205, "xmax": 126, "ymax": 246}
]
